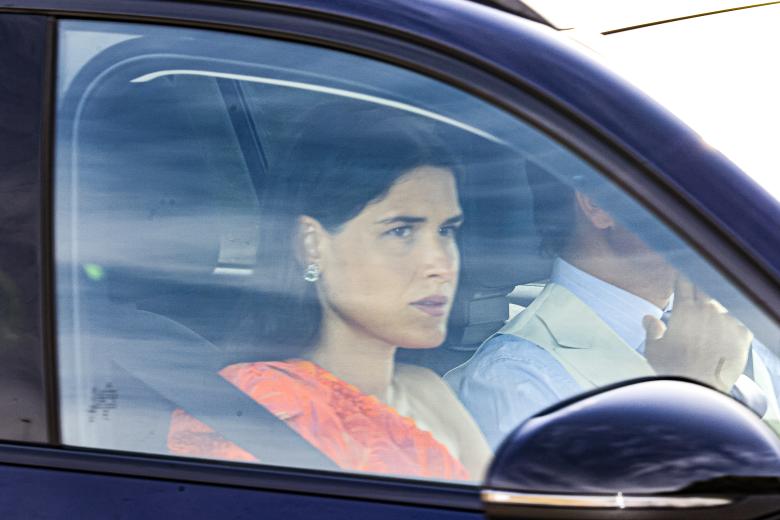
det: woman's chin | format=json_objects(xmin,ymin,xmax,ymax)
[{"xmin": 395, "ymin": 330, "xmax": 447, "ymax": 349}]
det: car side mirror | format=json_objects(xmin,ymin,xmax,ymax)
[{"xmin": 482, "ymin": 378, "xmax": 780, "ymax": 519}]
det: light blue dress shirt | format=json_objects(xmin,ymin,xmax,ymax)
[{"xmin": 445, "ymin": 258, "xmax": 780, "ymax": 448}]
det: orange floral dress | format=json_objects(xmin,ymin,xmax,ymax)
[{"xmin": 168, "ymin": 359, "xmax": 469, "ymax": 480}]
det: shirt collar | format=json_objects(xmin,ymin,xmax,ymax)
[{"xmin": 550, "ymin": 258, "xmax": 665, "ymax": 352}]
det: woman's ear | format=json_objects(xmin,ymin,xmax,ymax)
[
  {"xmin": 574, "ymin": 191, "xmax": 615, "ymax": 230},
  {"xmin": 296, "ymin": 215, "xmax": 326, "ymax": 266}
]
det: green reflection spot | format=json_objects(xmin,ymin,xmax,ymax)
[{"xmin": 83, "ymin": 263, "xmax": 105, "ymax": 281}]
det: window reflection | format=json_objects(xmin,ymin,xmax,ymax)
[{"xmin": 55, "ymin": 20, "xmax": 780, "ymax": 482}]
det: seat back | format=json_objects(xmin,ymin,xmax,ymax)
[{"xmin": 57, "ymin": 43, "xmax": 261, "ymax": 448}]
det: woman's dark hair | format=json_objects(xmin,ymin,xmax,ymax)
[{"xmin": 234, "ymin": 101, "xmax": 470, "ymax": 358}]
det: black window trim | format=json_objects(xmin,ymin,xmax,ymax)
[
  {"xmin": 0, "ymin": 0, "xmax": 777, "ymax": 510},
  {"xmin": 0, "ymin": 12, "xmax": 52, "ymax": 446},
  {"xmin": 41, "ymin": 14, "xmax": 60, "ymax": 447}
]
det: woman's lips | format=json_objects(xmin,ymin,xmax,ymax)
[{"xmin": 410, "ymin": 295, "xmax": 449, "ymax": 317}]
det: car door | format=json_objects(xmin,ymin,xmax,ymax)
[
  {"xmin": 1, "ymin": 8, "xmax": 488, "ymax": 519},
  {"xmin": 1, "ymin": 1, "xmax": 779, "ymax": 519}
]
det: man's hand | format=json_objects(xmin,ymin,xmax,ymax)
[{"xmin": 643, "ymin": 278, "xmax": 752, "ymax": 393}]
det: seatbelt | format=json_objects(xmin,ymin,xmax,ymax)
[{"xmin": 112, "ymin": 344, "xmax": 338, "ymax": 471}]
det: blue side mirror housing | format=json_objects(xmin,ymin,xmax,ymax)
[{"xmin": 482, "ymin": 378, "xmax": 780, "ymax": 519}]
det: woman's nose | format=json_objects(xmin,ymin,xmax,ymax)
[{"xmin": 423, "ymin": 236, "xmax": 458, "ymax": 281}]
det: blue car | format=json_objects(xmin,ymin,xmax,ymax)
[{"xmin": 1, "ymin": 1, "xmax": 779, "ymax": 518}]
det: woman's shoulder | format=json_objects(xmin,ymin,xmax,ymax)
[
  {"xmin": 392, "ymin": 362, "xmax": 491, "ymax": 478},
  {"xmin": 393, "ymin": 363, "xmax": 473, "ymax": 417},
  {"xmin": 393, "ymin": 363, "xmax": 460, "ymax": 400}
]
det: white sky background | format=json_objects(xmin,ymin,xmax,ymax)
[
  {"xmin": 523, "ymin": 0, "xmax": 761, "ymax": 30},
  {"xmin": 565, "ymin": 3, "xmax": 780, "ymax": 201}
]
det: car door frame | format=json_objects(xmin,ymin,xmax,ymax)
[{"xmin": 0, "ymin": 0, "xmax": 778, "ymax": 513}]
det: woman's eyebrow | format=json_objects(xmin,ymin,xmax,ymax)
[
  {"xmin": 442, "ymin": 214, "xmax": 464, "ymax": 226},
  {"xmin": 375, "ymin": 216, "xmax": 427, "ymax": 225}
]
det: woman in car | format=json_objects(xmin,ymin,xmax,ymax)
[{"xmin": 167, "ymin": 102, "xmax": 491, "ymax": 480}]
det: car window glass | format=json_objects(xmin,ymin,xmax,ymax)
[{"xmin": 55, "ymin": 20, "xmax": 780, "ymax": 480}]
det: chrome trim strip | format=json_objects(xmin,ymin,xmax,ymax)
[
  {"xmin": 131, "ymin": 70, "xmax": 504, "ymax": 144},
  {"xmin": 482, "ymin": 490, "xmax": 732, "ymax": 509},
  {"xmin": 213, "ymin": 266, "xmax": 254, "ymax": 276}
]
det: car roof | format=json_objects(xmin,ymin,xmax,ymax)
[{"xmin": 487, "ymin": 0, "xmax": 768, "ymax": 32}]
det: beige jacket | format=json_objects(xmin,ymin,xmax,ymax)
[{"xmin": 499, "ymin": 282, "xmax": 780, "ymax": 432}]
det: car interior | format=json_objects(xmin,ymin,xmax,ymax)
[{"xmin": 54, "ymin": 32, "xmax": 555, "ymax": 462}]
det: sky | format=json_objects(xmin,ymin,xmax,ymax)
[{"xmin": 566, "ymin": 3, "xmax": 780, "ymax": 201}]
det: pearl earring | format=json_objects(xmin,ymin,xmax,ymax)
[{"xmin": 303, "ymin": 263, "xmax": 320, "ymax": 282}]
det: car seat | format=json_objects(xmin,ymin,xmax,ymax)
[{"xmin": 57, "ymin": 41, "xmax": 277, "ymax": 455}]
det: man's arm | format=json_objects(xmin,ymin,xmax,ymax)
[
  {"xmin": 751, "ymin": 339, "xmax": 780, "ymax": 402},
  {"xmin": 445, "ymin": 334, "xmax": 582, "ymax": 449}
]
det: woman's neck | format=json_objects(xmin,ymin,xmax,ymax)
[{"xmin": 306, "ymin": 310, "xmax": 397, "ymax": 402}]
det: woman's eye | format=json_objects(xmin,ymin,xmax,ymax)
[
  {"xmin": 386, "ymin": 225, "xmax": 413, "ymax": 238},
  {"xmin": 439, "ymin": 225, "xmax": 460, "ymax": 237}
]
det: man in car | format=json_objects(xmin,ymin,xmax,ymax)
[{"xmin": 445, "ymin": 162, "xmax": 780, "ymax": 448}]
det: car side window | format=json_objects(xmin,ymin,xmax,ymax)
[{"xmin": 55, "ymin": 19, "xmax": 780, "ymax": 480}]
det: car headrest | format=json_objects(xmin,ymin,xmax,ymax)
[
  {"xmin": 69, "ymin": 72, "xmax": 243, "ymax": 303},
  {"xmin": 459, "ymin": 157, "xmax": 552, "ymax": 289},
  {"xmin": 446, "ymin": 157, "xmax": 553, "ymax": 342}
]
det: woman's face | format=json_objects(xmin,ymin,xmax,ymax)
[{"xmin": 312, "ymin": 166, "xmax": 462, "ymax": 349}]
